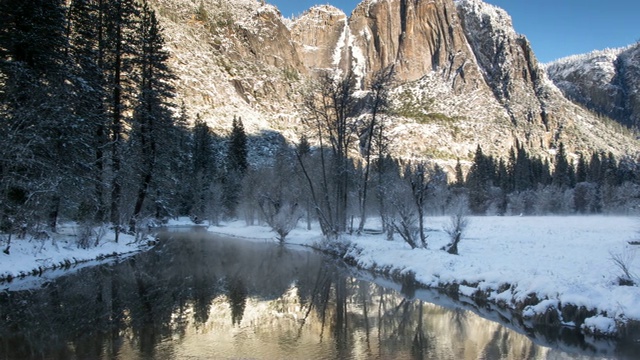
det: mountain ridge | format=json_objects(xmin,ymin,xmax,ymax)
[
  {"xmin": 546, "ymin": 43, "xmax": 640, "ymax": 130},
  {"xmin": 148, "ymin": 0, "xmax": 638, "ymax": 162}
]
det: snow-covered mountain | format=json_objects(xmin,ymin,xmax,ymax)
[
  {"xmin": 546, "ymin": 43, "xmax": 640, "ymax": 129},
  {"xmin": 147, "ymin": 0, "xmax": 638, "ymax": 161}
]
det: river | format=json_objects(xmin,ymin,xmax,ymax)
[{"xmin": 0, "ymin": 232, "xmax": 637, "ymax": 359}]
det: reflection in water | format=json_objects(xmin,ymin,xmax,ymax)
[{"xmin": 0, "ymin": 233, "xmax": 637, "ymax": 359}]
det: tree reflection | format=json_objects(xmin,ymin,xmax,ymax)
[
  {"xmin": 227, "ymin": 276, "xmax": 247, "ymax": 325},
  {"xmin": 1, "ymin": 234, "xmax": 637, "ymax": 360}
]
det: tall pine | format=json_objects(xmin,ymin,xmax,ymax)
[
  {"xmin": 129, "ymin": 2, "xmax": 175, "ymax": 231},
  {"xmin": 103, "ymin": 0, "xmax": 140, "ymax": 231},
  {"xmin": 223, "ymin": 116, "xmax": 248, "ymax": 216}
]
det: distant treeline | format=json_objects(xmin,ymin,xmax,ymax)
[{"xmin": 460, "ymin": 143, "xmax": 640, "ymax": 215}]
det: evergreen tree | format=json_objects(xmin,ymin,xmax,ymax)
[
  {"xmin": 514, "ymin": 144, "xmax": 533, "ymax": 191},
  {"xmin": 603, "ymin": 152, "xmax": 620, "ymax": 187},
  {"xmin": 454, "ymin": 159, "xmax": 465, "ymax": 188},
  {"xmin": 190, "ymin": 115, "xmax": 217, "ymax": 220},
  {"xmin": 466, "ymin": 145, "xmax": 491, "ymax": 214},
  {"xmin": 128, "ymin": 2, "xmax": 176, "ymax": 231},
  {"xmin": 68, "ymin": 0, "xmax": 111, "ymax": 222},
  {"xmin": 223, "ymin": 116, "xmax": 249, "ymax": 217},
  {"xmin": 576, "ymin": 153, "xmax": 588, "ymax": 183},
  {"xmin": 227, "ymin": 116, "xmax": 249, "ymax": 174},
  {"xmin": 497, "ymin": 158, "xmax": 510, "ymax": 192},
  {"xmin": 103, "ymin": 0, "xmax": 140, "ymax": 230},
  {"xmin": 506, "ymin": 146, "xmax": 517, "ymax": 192},
  {"xmin": 0, "ymin": 0, "xmax": 76, "ymax": 232},
  {"xmin": 588, "ymin": 152, "xmax": 602, "ymax": 183},
  {"xmin": 552, "ymin": 142, "xmax": 570, "ymax": 188}
]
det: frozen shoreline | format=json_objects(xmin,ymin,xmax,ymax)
[
  {"xmin": 0, "ymin": 223, "xmax": 150, "ymax": 284},
  {"xmin": 2, "ymin": 216, "xmax": 639, "ymax": 338},
  {"xmin": 208, "ymin": 215, "xmax": 640, "ymax": 338}
]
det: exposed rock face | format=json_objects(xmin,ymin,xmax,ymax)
[
  {"xmin": 547, "ymin": 43, "xmax": 640, "ymax": 129},
  {"xmin": 349, "ymin": 0, "xmax": 486, "ymax": 92},
  {"xmin": 290, "ymin": 5, "xmax": 348, "ymax": 72},
  {"xmin": 621, "ymin": 45, "xmax": 640, "ymax": 128},
  {"xmin": 457, "ymin": 0, "xmax": 547, "ymax": 124},
  {"xmin": 147, "ymin": 0, "xmax": 637, "ymax": 160}
]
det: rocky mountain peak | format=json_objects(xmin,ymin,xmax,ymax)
[
  {"xmin": 546, "ymin": 43, "xmax": 640, "ymax": 129},
  {"xmin": 349, "ymin": 0, "xmax": 480, "ymax": 88},
  {"xmin": 457, "ymin": 0, "xmax": 548, "ymax": 126},
  {"xmin": 147, "ymin": 0, "xmax": 638, "ymax": 161},
  {"xmin": 290, "ymin": 5, "xmax": 348, "ymax": 73}
]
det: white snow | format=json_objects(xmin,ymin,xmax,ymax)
[
  {"xmin": 1, "ymin": 223, "xmax": 149, "ymax": 285},
  {"xmin": 3, "ymin": 215, "xmax": 639, "ymax": 336},
  {"xmin": 583, "ymin": 315, "xmax": 618, "ymax": 336},
  {"xmin": 332, "ymin": 19, "xmax": 349, "ymax": 69},
  {"xmin": 208, "ymin": 215, "xmax": 640, "ymax": 336}
]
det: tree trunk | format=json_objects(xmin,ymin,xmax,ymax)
[{"xmin": 130, "ymin": 171, "xmax": 152, "ymax": 233}]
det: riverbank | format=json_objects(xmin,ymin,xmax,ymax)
[
  {"xmin": 2, "ymin": 216, "xmax": 639, "ymax": 339},
  {"xmin": 0, "ymin": 223, "xmax": 151, "ymax": 284},
  {"xmin": 209, "ymin": 216, "xmax": 640, "ymax": 339}
]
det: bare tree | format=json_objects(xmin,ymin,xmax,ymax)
[
  {"xmin": 356, "ymin": 67, "xmax": 394, "ymax": 233},
  {"xmin": 299, "ymin": 71, "xmax": 359, "ymax": 238},
  {"xmin": 442, "ymin": 195, "xmax": 469, "ymax": 255},
  {"xmin": 404, "ymin": 161, "xmax": 435, "ymax": 248},
  {"xmin": 610, "ymin": 250, "xmax": 638, "ymax": 286},
  {"xmin": 255, "ymin": 144, "xmax": 303, "ymax": 242}
]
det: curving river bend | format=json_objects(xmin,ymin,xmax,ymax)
[{"xmin": 0, "ymin": 232, "xmax": 638, "ymax": 359}]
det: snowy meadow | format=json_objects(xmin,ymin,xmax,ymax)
[{"xmin": 209, "ymin": 215, "xmax": 640, "ymax": 338}]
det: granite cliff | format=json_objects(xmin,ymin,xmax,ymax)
[{"xmin": 147, "ymin": 0, "xmax": 638, "ymax": 162}]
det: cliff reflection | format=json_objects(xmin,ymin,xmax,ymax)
[{"xmin": 0, "ymin": 234, "xmax": 635, "ymax": 359}]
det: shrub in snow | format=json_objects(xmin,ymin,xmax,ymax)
[
  {"xmin": 76, "ymin": 224, "xmax": 106, "ymax": 249},
  {"xmin": 582, "ymin": 315, "xmax": 617, "ymax": 336},
  {"xmin": 610, "ymin": 250, "xmax": 638, "ymax": 286},
  {"xmin": 392, "ymin": 203, "xmax": 421, "ymax": 249},
  {"xmin": 442, "ymin": 196, "xmax": 469, "ymax": 255},
  {"xmin": 259, "ymin": 201, "xmax": 303, "ymax": 243}
]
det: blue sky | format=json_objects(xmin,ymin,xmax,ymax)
[{"xmin": 267, "ymin": 0, "xmax": 639, "ymax": 63}]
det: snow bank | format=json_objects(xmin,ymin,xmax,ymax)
[
  {"xmin": 211, "ymin": 215, "xmax": 640, "ymax": 337},
  {"xmin": 1, "ymin": 223, "xmax": 150, "ymax": 285}
]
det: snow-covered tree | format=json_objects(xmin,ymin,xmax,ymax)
[{"xmin": 128, "ymin": 2, "xmax": 176, "ymax": 231}]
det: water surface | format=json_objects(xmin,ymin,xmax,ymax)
[{"xmin": 0, "ymin": 233, "xmax": 637, "ymax": 359}]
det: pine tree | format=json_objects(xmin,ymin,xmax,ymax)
[
  {"xmin": 223, "ymin": 116, "xmax": 249, "ymax": 217},
  {"xmin": 603, "ymin": 152, "xmax": 620, "ymax": 187},
  {"xmin": 514, "ymin": 144, "xmax": 532, "ymax": 191},
  {"xmin": 227, "ymin": 116, "xmax": 249, "ymax": 174},
  {"xmin": 103, "ymin": 0, "xmax": 140, "ymax": 231},
  {"xmin": 0, "ymin": 0, "xmax": 75, "ymax": 232},
  {"xmin": 588, "ymin": 152, "xmax": 602, "ymax": 183},
  {"xmin": 497, "ymin": 158, "xmax": 510, "ymax": 191},
  {"xmin": 576, "ymin": 153, "xmax": 588, "ymax": 183},
  {"xmin": 68, "ymin": 0, "xmax": 111, "ymax": 222},
  {"xmin": 466, "ymin": 145, "xmax": 491, "ymax": 214},
  {"xmin": 128, "ymin": 2, "xmax": 176, "ymax": 231},
  {"xmin": 454, "ymin": 159, "xmax": 465, "ymax": 188},
  {"xmin": 191, "ymin": 115, "xmax": 217, "ymax": 220},
  {"xmin": 552, "ymin": 142, "xmax": 570, "ymax": 188}
]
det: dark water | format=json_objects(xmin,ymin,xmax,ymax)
[{"xmin": 0, "ymin": 233, "xmax": 637, "ymax": 360}]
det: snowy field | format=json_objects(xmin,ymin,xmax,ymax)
[
  {"xmin": 2, "ymin": 215, "xmax": 639, "ymax": 337},
  {"xmin": 209, "ymin": 215, "xmax": 640, "ymax": 337}
]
